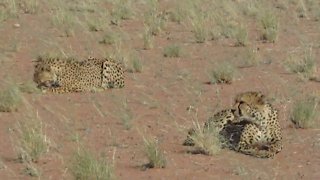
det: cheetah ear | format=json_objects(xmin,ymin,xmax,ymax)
[
  {"xmin": 258, "ymin": 93, "xmax": 267, "ymax": 104},
  {"xmin": 34, "ymin": 56, "xmax": 44, "ymax": 63}
]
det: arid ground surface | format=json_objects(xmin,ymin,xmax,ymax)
[{"xmin": 0, "ymin": 0, "xmax": 320, "ymax": 179}]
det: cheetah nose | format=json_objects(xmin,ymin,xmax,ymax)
[{"xmin": 52, "ymin": 81, "xmax": 61, "ymax": 87}]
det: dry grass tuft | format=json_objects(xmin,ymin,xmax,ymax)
[
  {"xmin": 142, "ymin": 136, "xmax": 166, "ymax": 169},
  {"xmin": 259, "ymin": 10, "xmax": 279, "ymax": 43},
  {"xmin": 210, "ymin": 62, "xmax": 237, "ymax": 84},
  {"xmin": 0, "ymin": 83, "xmax": 22, "ymax": 112},
  {"xmin": 71, "ymin": 147, "xmax": 114, "ymax": 180},
  {"xmin": 291, "ymin": 96, "xmax": 319, "ymax": 128},
  {"xmin": 163, "ymin": 44, "xmax": 182, "ymax": 58},
  {"xmin": 187, "ymin": 121, "xmax": 222, "ymax": 156},
  {"xmin": 15, "ymin": 114, "xmax": 50, "ymax": 163},
  {"xmin": 127, "ymin": 54, "xmax": 143, "ymax": 73},
  {"xmin": 284, "ymin": 46, "xmax": 317, "ymax": 80}
]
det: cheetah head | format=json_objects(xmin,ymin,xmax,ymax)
[
  {"xmin": 33, "ymin": 65, "xmax": 60, "ymax": 89},
  {"xmin": 234, "ymin": 101, "xmax": 251, "ymax": 118},
  {"xmin": 234, "ymin": 91, "xmax": 266, "ymax": 106}
]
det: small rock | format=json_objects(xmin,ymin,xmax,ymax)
[{"xmin": 13, "ymin": 23, "xmax": 20, "ymax": 28}]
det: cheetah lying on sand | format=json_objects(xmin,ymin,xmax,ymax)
[
  {"xmin": 33, "ymin": 56, "xmax": 124, "ymax": 93},
  {"xmin": 184, "ymin": 91, "xmax": 282, "ymax": 158}
]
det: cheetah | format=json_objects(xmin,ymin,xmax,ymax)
[
  {"xmin": 183, "ymin": 91, "xmax": 283, "ymax": 158},
  {"xmin": 232, "ymin": 91, "xmax": 283, "ymax": 158},
  {"xmin": 33, "ymin": 56, "xmax": 124, "ymax": 93}
]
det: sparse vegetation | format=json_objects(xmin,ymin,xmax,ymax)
[
  {"xmin": 111, "ymin": 0, "xmax": 134, "ymax": 25},
  {"xmin": 296, "ymin": 0, "xmax": 308, "ymax": 18},
  {"xmin": 51, "ymin": 7, "xmax": 79, "ymax": 37},
  {"xmin": 259, "ymin": 10, "xmax": 279, "ymax": 43},
  {"xmin": 142, "ymin": 26, "xmax": 154, "ymax": 49},
  {"xmin": 99, "ymin": 31, "xmax": 121, "ymax": 45},
  {"xmin": 168, "ymin": 6, "xmax": 186, "ymax": 24},
  {"xmin": 163, "ymin": 44, "xmax": 182, "ymax": 58},
  {"xmin": 19, "ymin": 0, "xmax": 39, "ymax": 14},
  {"xmin": 284, "ymin": 46, "xmax": 317, "ymax": 80},
  {"xmin": 18, "ymin": 81, "xmax": 40, "ymax": 94},
  {"xmin": 0, "ymin": 0, "xmax": 19, "ymax": 22},
  {"xmin": 190, "ymin": 12, "xmax": 208, "ymax": 43},
  {"xmin": 24, "ymin": 163, "xmax": 40, "ymax": 177},
  {"xmin": 142, "ymin": 136, "xmax": 166, "ymax": 169},
  {"xmin": 144, "ymin": 0, "xmax": 166, "ymax": 36},
  {"xmin": 0, "ymin": 84, "xmax": 22, "ymax": 112},
  {"xmin": 234, "ymin": 25, "xmax": 249, "ymax": 46},
  {"xmin": 187, "ymin": 121, "xmax": 222, "ymax": 155},
  {"xmin": 291, "ymin": 96, "xmax": 319, "ymax": 128},
  {"xmin": 114, "ymin": 97, "xmax": 133, "ymax": 130},
  {"xmin": 127, "ymin": 54, "xmax": 143, "ymax": 73},
  {"xmin": 216, "ymin": 19, "xmax": 238, "ymax": 39},
  {"xmin": 239, "ymin": 47, "xmax": 260, "ymax": 68},
  {"xmin": 233, "ymin": 166, "xmax": 249, "ymax": 176},
  {"xmin": 71, "ymin": 147, "xmax": 114, "ymax": 180},
  {"xmin": 0, "ymin": 158, "xmax": 5, "ymax": 169},
  {"xmin": 85, "ymin": 12, "xmax": 109, "ymax": 32},
  {"xmin": 120, "ymin": 108, "xmax": 133, "ymax": 130},
  {"xmin": 15, "ymin": 115, "xmax": 49, "ymax": 163},
  {"xmin": 210, "ymin": 62, "xmax": 237, "ymax": 84},
  {"xmin": 240, "ymin": 0, "xmax": 261, "ymax": 17}
]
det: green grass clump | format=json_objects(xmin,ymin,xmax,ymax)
[
  {"xmin": 0, "ymin": 84, "xmax": 22, "ymax": 112},
  {"xmin": 163, "ymin": 44, "xmax": 182, "ymax": 58},
  {"xmin": 71, "ymin": 148, "xmax": 114, "ymax": 180},
  {"xmin": 187, "ymin": 121, "xmax": 222, "ymax": 155},
  {"xmin": 210, "ymin": 62, "xmax": 237, "ymax": 84},
  {"xmin": 291, "ymin": 97, "xmax": 319, "ymax": 128},
  {"xmin": 259, "ymin": 10, "xmax": 279, "ymax": 43},
  {"xmin": 143, "ymin": 136, "xmax": 166, "ymax": 169}
]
